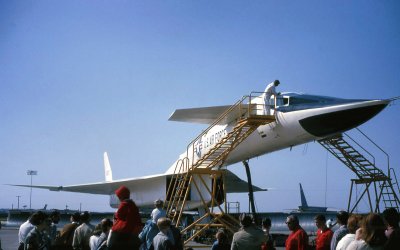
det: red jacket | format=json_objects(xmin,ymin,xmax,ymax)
[
  {"xmin": 316, "ymin": 228, "xmax": 333, "ymax": 250},
  {"xmin": 286, "ymin": 227, "xmax": 309, "ymax": 250},
  {"xmin": 111, "ymin": 186, "xmax": 142, "ymax": 234}
]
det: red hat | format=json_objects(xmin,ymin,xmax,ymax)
[{"xmin": 115, "ymin": 186, "xmax": 130, "ymax": 200}]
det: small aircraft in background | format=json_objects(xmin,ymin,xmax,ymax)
[{"xmin": 11, "ymin": 87, "xmax": 392, "ymax": 210}]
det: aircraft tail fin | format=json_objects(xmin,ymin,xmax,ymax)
[
  {"xmin": 299, "ymin": 183, "xmax": 309, "ymax": 208},
  {"xmin": 104, "ymin": 152, "xmax": 113, "ymax": 182}
]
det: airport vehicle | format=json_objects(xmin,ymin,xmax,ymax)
[{"xmin": 12, "ymin": 89, "xmax": 391, "ymax": 211}]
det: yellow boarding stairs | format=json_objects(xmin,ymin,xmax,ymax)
[
  {"xmin": 319, "ymin": 132, "xmax": 400, "ymax": 213},
  {"xmin": 165, "ymin": 93, "xmax": 275, "ymax": 245}
]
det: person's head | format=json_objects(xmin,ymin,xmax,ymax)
[
  {"xmin": 347, "ymin": 214, "xmax": 363, "ymax": 234},
  {"xmin": 92, "ymin": 223, "xmax": 103, "ymax": 236},
  {"xmin": 71, "ymin": 212, "xmax": 81, "ymax": 223},
  {"xmin": 262, "ymin": 218, "xmax": 271, "ymax": 230},
  {"xmin": 157, "ymin": 217, "xmax": 171, "ymax": 233},
  {"xmin": 216, "ymin": 229, "xmax": 227, "ymax": 243},
  {"xmin": 115, "ymin": 186, "xmax": 130, "ymax": 201},
  {"xmin": 101, "ymin": 218, "xmax": 113, "ymax": 233},
  {"xmin": 30, "ymin": 211, "xmax": 48, "ymax": 231},
  {"xmin": 361, "ymin": 213, "xmax": 386, "ymax": 247},
  {"xmin": 273, "ymin": 80, "xmax": 280, "ymax": 86},
  {"xmin": 314, "ymin": 214, "xmax": 327, "ymax": 230},
  {"xmin": 50, "ymin": 210, "xmax": 60, "ymax": 224},
  {"xmin": 80, "ymin": 211, "xmax": 91, "ymax": 223},
  {"xmin": 286, "ymin": 215, "xmax": 299, "ymax": 231},
  {"xmin": 154, "ymin": 199, "xmax": 163, "ymax": 209},
  {"xmin": 239, "ymin": 213, "xmax": 252, "ymax": 228},
  {"xmin": 337, "ymin": 210, "xmax": 349, "ymax": 226},
  {"xmin": 382, "ymin": 207, "xmax": 399, "ymax": 228}
]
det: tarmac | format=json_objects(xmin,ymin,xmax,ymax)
[{"xmin": 0, "ymin": 227, "xmax": 19, "ymax": 250}]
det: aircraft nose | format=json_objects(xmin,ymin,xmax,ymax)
[{"xmin": 299, "ymin": 100, "xmax": 389, "ymax": 137}]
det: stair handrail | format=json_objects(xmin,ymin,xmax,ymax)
[
  {"xmin": 343, "ymin": 132, "xmax": 376, "ymax": 166},
  {"xmin": 185, "ymin": 93, "xmax": 273, "ymax": 170},
  {"xmin": 355, "ymin": 128, "xmax": 390, "ymax": 178},
  {"xmin": 186, "ymin": 95, "xmax": 247, "ymax": 170},
  {"xmin": 390, "ymin": 168, "xmax": 400, "ymax": 195}
]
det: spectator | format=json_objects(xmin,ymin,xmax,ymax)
[
  {"xmin": 151, "ymin": 199, "xmax": 167, "ymax": 224},
  {"xmin": 153, "ymin": 217, "xmax": 174, "ymax": 250},
  {"xmin": 314, "ymin": 214, "xmax": 333, "ymax": 250},
  {"xmin": 330, "ymin": 211, "xmax": 349, "ymax": 250},
  {"xmin": 382, "ymin": 208, "xmax": 400, "ymax": 250},
  {"xmin": 347, "ymin": 213, "xmax": 387, "ymax": 250},
  {"xmin": 261, "ymin": 217, "xmax": 275, "ymax": 250},
  {"xmin": 212, "ymin": 229, "xmax": 230, "ymax": 250},
  {"xmin": 18, "ymin": 213, "xmax": 35, "ymax": 250},
  {"xmin": 49, "ymin": 210, "xmax": 61, "ymax": 246},
  {"xmin": 231, "ymin": 213, "xmax": 266, "ymax": 250},
  {"xmin": 139, "ymin": 219, "xmax": 160, "ymax": 250},
  {"xmin": 55, "ymin": 212, "xmax": 81, "ymax": 250},
  {"xmin": 96, "ymin": 218, "xmax": 113, "ymax": 250},
  {"xmin": 336, "ymin": 214, "xmax": 363, "ymax": 250},
  {"xmin": 72, "ymin": 211, "xmax": 95, "ymax": 250},
  {"xmin": 88, "ymin": 223, "xmax": 102, "ymax": 250},
  {"xmin": 108, "ymin": 185, "xmax": 141, "ymax": 250},
  {"xmin": 285, "ymin": 215, "xmax": 309, "ymax": 250},
  {"xmin": 24, "ymin": 212, "xmax": 50, "ymax": 250}
]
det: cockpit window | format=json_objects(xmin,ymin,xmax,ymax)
[
  {"xmin": 283, "ymin": 97, "xmax": 289, "ymax": 105},
  {"xmin": 276, "ymin": 96, "xmax": 289, "ymax": 106},
  {"xmin": 289, "ymin": 96, "xmax": 319, "ymax": 105}
]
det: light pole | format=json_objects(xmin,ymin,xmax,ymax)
[
  {"xmin": 27, "ymin": 170, "xmax": 38, "ymax": 209},
  {"xmin": 16, "ymin": 195, "xmax": 21, "ymax": 209}
]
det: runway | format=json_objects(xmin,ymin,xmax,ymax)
[{"xmin": 0, "ymin": 227, "xmax": 19, "ymax": 250}]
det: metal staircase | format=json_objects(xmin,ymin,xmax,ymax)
[
  {"xmin": 318, "ymin": 132, "xmax": 400, "ymax": 213},
  {"xmin": 165, "ymin": 94, "xmax": 275, "ymax": 245}
]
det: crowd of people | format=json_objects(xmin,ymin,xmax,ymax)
[
  {"xmin": 16, "ymin": 186, "xmax": 183, "ymax": 250},
  {"xmin": 16, "ymin": 185, "xmax": 400, "ymax": 250},
  {"xmin": 283, "ymin": 209, "xmax": 400, "ymax": 250}
]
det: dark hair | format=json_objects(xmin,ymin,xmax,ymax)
[
  {"xmin": 262, "ymin": 218, "xmax": 271, "ymax": 228},
  {"xmin": 274, "ymin": 80, "xmax": 280, "ymax": 86},
  {"xmin": 239, "ymin": 213, "xmax": 253, "ymax": 227},
  {"xmin": 314, "ymin": 214, "xmax": 326, "ymax": 222},
  {"xmin": 29, "ymin": 211, "xmax": 47, "ymax": 226},
  {"xmin": 50, "ymin": 210, "xmax": 60, "ymax": 217},
  {"xmin": 361, "ymin": 213, "xmax": 386, "ymax": 246},
  {"xmin": 287, "ymin": 215, "xmax": 299, "ymax": 225},
  {"xmin": 92, "ymin": 223, "xmax": 102, "ymax": 237},
  {"xmin": 71, "ymin": 212, "xmax": 81, "ymax": 222},
  {"xmin": 101, "ymin": 218, "xmax": 113, "ymax": 233},
  {"xmin": 216, "ymin": 229, "xmax": 227, "ymax": 243},
  {"xmin": 337, "ymin": 211, "xmax": 349, "ymax": 225},
  {"xmin": 80, "ymin": 211, "xmax": 90, "ymax": 223},
  {"xmin": 382, "ymin": 208, "xmax": 399, "ymax": 227}
]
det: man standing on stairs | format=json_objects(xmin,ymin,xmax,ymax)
[{"xmin": 263, "ymin": 80, "xmax": 280, "ymax": 115}]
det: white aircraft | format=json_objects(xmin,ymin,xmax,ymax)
[{"xmin": 11, "ymin": 89, "xmax": 392, "ymax": 210}]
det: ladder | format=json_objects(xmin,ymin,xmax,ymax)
[
  {"xmin": 165, "ymin": 94, "xmax": 275, "ymax": 245},
  {"xmin": 319, "ymin": 134, "xmax": 400, "ymax": 212}
]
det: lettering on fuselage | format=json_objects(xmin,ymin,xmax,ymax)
[{"xmin": 194, "ymin": 129, "xmax": 228, "ymax": 158}]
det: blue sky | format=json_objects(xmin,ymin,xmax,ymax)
[{"xmin": 1, "ymin": 1, "xmax": 399, "ymax": 213}]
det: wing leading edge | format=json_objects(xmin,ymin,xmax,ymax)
[
  {"xmin": 168, "ymin": 105, "xmax": 251, "ymax": 125},
  {"xmin": 8, "ymin": 170, "xmax": 266, "ymax": 195}
]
